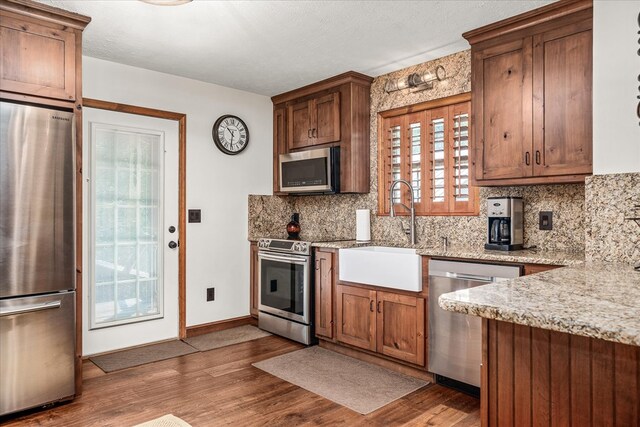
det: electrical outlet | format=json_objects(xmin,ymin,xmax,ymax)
[
  {"xmin": 206, "ymin": 287, "xmax": 215, "ymax": 301},
  {"xmin": 539, "ymin": 211, "xmax": 553, "ymax": 230}
]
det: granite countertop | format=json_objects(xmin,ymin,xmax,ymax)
[
  {"xmin": 310, "ymin": 240, "xmax": 584, "ymax": 266},
  {"xmin": 439, "ymin": 262, "xmax": 640, "ymax": 346}
]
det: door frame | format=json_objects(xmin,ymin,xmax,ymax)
[{"xmin": 82, "ymin": 98, "xmax": 188, "ymax": 339}]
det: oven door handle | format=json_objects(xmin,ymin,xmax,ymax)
[{"xmin": 258, "ymin": 252, "xmax": 309, "ymax": 264}]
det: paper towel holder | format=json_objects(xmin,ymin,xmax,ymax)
[{"xmin": 356, "ymin": 209, "xmax": 371, "ymax": 243}]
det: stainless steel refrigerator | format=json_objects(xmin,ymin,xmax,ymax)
[{"xmin": 0, "ymin": 101, "xmax": 76, "ymax": 416}]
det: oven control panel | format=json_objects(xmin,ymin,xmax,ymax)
[{"xmin": 257, "ymin": 238, "xmax": 310, "ymax": 255}]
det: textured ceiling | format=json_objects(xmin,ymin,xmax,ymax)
[{"xmin": 41, "ymin": 0, "xmax": 552, "ymax": 96}]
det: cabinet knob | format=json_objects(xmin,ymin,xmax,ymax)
[
  {"xmin": 535, "ymin": 150, "xmax": 541, "ymax": 165},
  {"xmin": 377, "ymin": 301, "xmax": 382, "ymax": 313},
  {"xmin": 369, "ymin": 300, "xmax": 374, "ymax": 312},
  {"xmin": 525, "ymin": 152, "xmax": 531, "ymax": 166}
]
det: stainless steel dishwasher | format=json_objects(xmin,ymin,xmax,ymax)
[{"xmin": 428, "ymin": 259, "xmax": 521, "ymax": 389}]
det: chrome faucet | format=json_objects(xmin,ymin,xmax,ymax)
[{"xmin": 389, "ymin": 179, "xmax": 416, "ymax": 245}]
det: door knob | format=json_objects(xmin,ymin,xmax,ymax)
[{"xmin": 168, "ymin": 241, "xmax": 178, "ymax": 249}]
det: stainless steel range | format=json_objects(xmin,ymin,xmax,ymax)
[{"xmin": 257, "ymin": 238, "xmax": 314, "ymax": 345}]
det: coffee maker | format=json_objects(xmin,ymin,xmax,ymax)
[{"xmin": 485, "ymin": 197, "xmax": 524, "ymax": 251}]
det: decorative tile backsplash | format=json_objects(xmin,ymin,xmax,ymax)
[
  {"xmin": 248, "ymin": 184, "xmax": 585, "ymax": 251},
  {"xmin": 585, "ymin": 173, "xmax": 640, "ymax": 264},
  {"xmin": 249, "ymin": 50, "xmax": 589, "ymax": 253}
]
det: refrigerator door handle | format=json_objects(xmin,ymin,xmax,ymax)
[{"xmin": 0, "ymin": 301, "xmax": 62, "ymax": 317}]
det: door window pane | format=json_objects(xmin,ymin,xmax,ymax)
[{"xmin": 90, "ymin": 124, "xmax": 164, "ymax": 328}]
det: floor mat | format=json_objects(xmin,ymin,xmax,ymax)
[
  {"xmin": 133, "ymin": 414, "xmax": 192, "ymax": 427},
  {"xmin": 90, "ymin": 340, "xmax": 198, "ymax": 373},
  {"xmin": 183, "ymin": 325, "xmax": 271, "ymax": 352},
  {"xmin": 253, "ymin": 346, "xmax": 428, "ymax": 414}
]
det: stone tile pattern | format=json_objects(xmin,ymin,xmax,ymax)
[
  {"xmin": 585, "ymin": 173, "xmax": 640, "ymax": 264},
  {"xmin": 439, "ymin": 262, "xmax": 640, "ymax": 346},
  {"xmin": 248, "ymin": 50, "xmax": 586, "ymax": 252}
]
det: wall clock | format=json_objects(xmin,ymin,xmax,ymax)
[{"xmin": 212, "ymin": 114, "xmax": 249, "ymax": 155}]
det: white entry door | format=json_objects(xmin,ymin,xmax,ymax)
[{"xmin": 83, "ymin": 107, "xmax": 179, "ymax": 355}]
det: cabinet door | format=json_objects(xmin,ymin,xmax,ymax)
[
  {"xmin": 312, "ymin": 92, "xmax": 340, "ymax": 145},
  {"xmin": 0, "ymin": 14, "xmax": 76, "ymax": 101},
  {"xmin": 533, "ymin": 21, "xmax": 592, "ymax": 177},
  {"xmin": 376, "ymin": 292, "xmax": 425, "ymax": 366},
  {"xmin": 336, "ymin": 284, "xmax": 376, "ymax": 351},
  {"xmin": 314, "ymin": 250, "xmax": 334, "ymax": 339},
  {"xmin": 474, "ymin": 38, "xmax": 533, "ymax": 181},
  {"xmin": 249, "ymin": 243, "xmax": 259, "ymax": 317},
  {"xmin": 287, "ymin": 100, "xmax": 311, "ymax": 150}
]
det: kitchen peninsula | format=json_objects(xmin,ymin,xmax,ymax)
[{"xmin": 439, "ymin": 262, "xmax": 640, "ymax": 426}]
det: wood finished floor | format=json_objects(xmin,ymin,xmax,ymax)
[{"xmin": 1, "ymin": 336, "xmax": 480, "ymax": 426}]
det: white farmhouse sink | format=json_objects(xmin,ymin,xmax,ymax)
[{"xmin": 339, "ymin": 246, "xmax": 422, "ymax": 292}]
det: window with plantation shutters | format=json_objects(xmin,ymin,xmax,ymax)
[{"xmin": 378, "ymin": 93, "xmax": 478, "ymax": 216}]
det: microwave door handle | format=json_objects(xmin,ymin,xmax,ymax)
[{"xmin": 258, "ymin": 253, "xmax": 309, "ymax": 264}]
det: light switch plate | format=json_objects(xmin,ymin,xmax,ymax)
[
  {"xmin": 539, "ymin": 211, "xmax": 553, "ymax": 230},
  {"xmin": 188, "ymin": 209, "xmax": 201, "ymax": 223}
]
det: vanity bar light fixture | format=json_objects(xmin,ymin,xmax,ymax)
[
  {"xmin": 384, "ymin": 65, "xmax": 447, "ymax": 93},
  {"xmin": 139, "ymin": 0, "xmax": 193, "ymax": 5}
]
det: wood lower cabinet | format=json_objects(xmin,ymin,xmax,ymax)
[
  {"xmin": 376, "ymin": 292, "xmax": 425, "ymax": 366},
  {"xmin": 466, "ymin": 0, "xmax": 592, "ymax": 186},
  {"xmin": 336, "ymin": 283, "xmax": 426, "ymax": 366},
  {"xmin": 314, "ymin": 249, "xmax": 336, "ymax": 339},
  {"xmin": 336, "ymin": 284, "xmax": 376, "ymax": 351},
  {"xmin": 523, "ymin": 263, "xmax": 562, "ymax": 276},
  {"xmin": 483, "ymin": 319, "xmax": 639, "ymax": 426},
  {"xmin": 249, "ymin": 242, "xmax": 259, "ymax": 317}
]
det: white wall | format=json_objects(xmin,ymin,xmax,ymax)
[
  {"xmin": 593, "ymin": 0, "xmax": 640, "ymax": 174},
  {"xmin": 82, "ymin": 57, "xmax": 273, "ymax": 343}
]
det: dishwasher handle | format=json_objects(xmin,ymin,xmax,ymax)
[{"xmin": 444, "ymin": 271, "xmax": 495, "ymax": 282}]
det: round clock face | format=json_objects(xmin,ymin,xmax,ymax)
[{"xmin": 212, "ymin": 115, "xmax": 249, "ymax": 155}]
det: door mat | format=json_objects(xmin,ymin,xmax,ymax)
[
  {"xmin": 90, "ymin": 340, "xmax": 198, "ymax": 373},
  {"xmin": 133, "ymin": 414, "xmax": 192, "ymax": 427},
  {"xmin": 183, "ymin": 325, "xmax": 271, "ymax": 352},
  {"xmin": 252, "ymin": 346, "xmax": 429, "ymax": 415}
]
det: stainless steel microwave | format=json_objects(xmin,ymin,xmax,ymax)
[{"xmin": 279, "ymin": 147, "xmax": 340, "ymax": 194}]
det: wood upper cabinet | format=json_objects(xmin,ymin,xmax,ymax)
[
  {"xmin": 272, "ymin": 106, "xmax": 286, "ymax": 194},
  {"xmin": 532, "ymin": 21, "xmax": 592, "ymax": 177},
  {"xmin": 336, "ymin": 283, "xmax": 426, "ymax": 366},
  {"xmin": 288, "ymin": 92, "xmax": 340, "ymax": 150},
  {"xmin": 0, "ymin": 12, "xmax": 78, "ymax": 101},
  {"xmin": 473, "ymin": 38, "xmax": 533, "ymax": 181},
  {"xmin": 465, "ymin": 0, "xmax": 593, "ymax": 186},
  {"xmin": 272, "ymin": 72, "xmax": 373, "ymax": 194},
  {"xmin": 314, "ymin": 249, "xmax": 335, "ymax": 339}
]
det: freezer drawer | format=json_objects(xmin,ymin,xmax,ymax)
[{"xmin": 0, "ymin": 291, "xmax": 76, "ymax": 415}]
